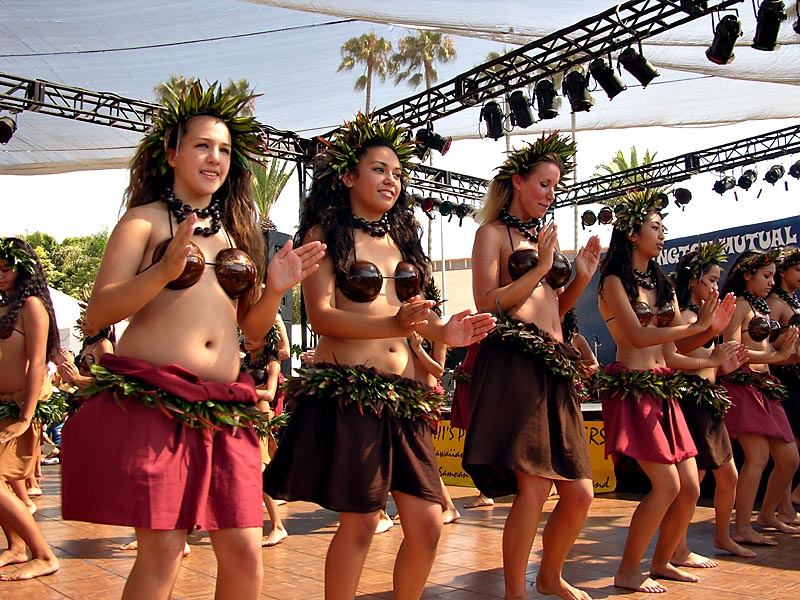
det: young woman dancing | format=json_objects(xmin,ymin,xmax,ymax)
[
  {"xmin": 0, "ymin": 237, "xmax": 60, "ymax": 581},
  {"xmin": 671, "ymin": 243, "xmax": 752, "ymax": 560},
  {"xmin": 719, "ymin": 249, "xmax": 799, "ymax": 545},
  {"xmin": 262, "ymin": 114, "xmax": 495, "ymax": 600},
  {"xmin": 60, "ymin": 82, "xmax": 325, "ymax": 600},
  {"xmin": 597, "ymin": 191, "xmax": 736, "ymax": 593},
  {"xmin": 462, "ymin": 132, "xmax": 602, "ymax": 600}
]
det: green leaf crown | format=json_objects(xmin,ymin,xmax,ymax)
[
  {"xmin": 683, "ymin": 240, "xmax": 728, "ymax": 279},
  {"xmin": 142, "ymin": 80, "xmax": 267, "ymax": 176},
  {"xmin": 778, "ymin": 246, "xmax": 800, "ymax": 270},
  {"xmin": 612, "ymin": 188, "xmax": 668, "ymax": 237},
  {"xmin": 495, "ymin": 132, "xmax": 576, "ymax": 182},
  {"xmin": 0, "ymin": 238, "xmax": 36, "ymax": 276},
  {"xmin": 318, "ymin": 112, "xmax": 416, "ymax": 180},
  {"xmin": 733, "ymin": 248, "xmax": 782, "ymax": 273}
]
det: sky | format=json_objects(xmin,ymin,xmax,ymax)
[{"xmin": 2, "ymin": 117, "xmax": 798, "ymax": 266}]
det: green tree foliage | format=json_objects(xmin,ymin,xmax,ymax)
[
  {"xmin": 252, "ymin": 158, "xmax": 295, "ymax": 232},
  {"xmin": 593, "ymin": 146, "xmax": 659, "ymax": 206},
  {"xmin": 338, "ymin": 32, "xmax": 396, "ymax": 113},
  {"xmin": 393, "ymin": 31, "xmax": 457, "ymax": 90}
]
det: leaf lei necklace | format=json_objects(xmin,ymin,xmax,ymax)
[
  {"xmin": 634, "ymin": 264, "xmax": 657, "ymax": 290},
  {"xmin": 742, "ymin": 291, "xmax": 771, "ymax": 315},
  {"xmin": 162, "ymin": 189, "xmax": 223, "ymax": 237},
  {"xmin": 352, "ymin": 213, "xmax": 390, "ymax": 237},
  {"xmin": 499, "ymin": 205, "xmax": 540, "ymax": 243},
  {"xmin": 774, "ymin": 287, "xmax": 800, "ymax": 311}
]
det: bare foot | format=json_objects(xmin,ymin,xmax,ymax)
[
  {"xmin": 776, "ymin": 511, "xmax": 800, "ymax": 526},
  {"xmin": 670, "ymin": 551, "xmax": 718, "ymax": 568},
  {"xmin": 732, "ymin": 528, "xmax": 778, "ymax": 546},
  {"xmin": 24, "ymin": 502, "xmax": 37, "ymax": 515},
  {"xmin": 119, "ymin": 539, "xmax": 138, "ymax": 551},
  {"xmin": 614, "ymin": 572, "xmax": 667, "ymax": 593},
  {"xmin": 261, "ymin": 527, "xmax": 288, "ymax": 547},
  {"xmin": 463, "ymin": 494, "xmax": 494, "ymax": 509},
  {"xmin": 0, "ymin": 556, "xmax": 59, "ymax": 581},
  {"xmin": 274, "ymin": 498, "xmax": 287, "ymax": 506},
  {"xmin": 442, "ymin": 507, "xmax": 461, "ymax": 524},
  {"xmin": 650, "ymin": 563, "xmax": 699, "ymax": 583},
  {"xmin": 0, "ymin": 549, "xmax": 29, "ymax": 568},
  {"xmin": 713, "ymin": 536, "xmax": 757, "ymax": 558},
  {"xmin": 375, "ymin": 515, "xmax": 394, "ymax": 534},
  {"xmin": 536, "ymin": 574, "xmax": 592, "ymax": 599},
  {"xmin": 756, "ymin": 514, "xmax": 800, "ymax": 533},
  {"xmin": 183, "ymin": 543, "xmax": 190, "ymax": 557},
  {"xmin": 26, "ymin": 487, "xmax": 42, "ymax": 497}
]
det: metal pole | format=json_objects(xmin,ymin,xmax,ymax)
[
  {"xmin": 440, "ymin": 214, "xmax": 447, "ymax": 318},
  {"xmin": 571, "ymin": 112, "xmax": 579, "ymax": 254}
]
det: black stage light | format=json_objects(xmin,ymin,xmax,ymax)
[
  {"xmin": 588, "ymin": 58, "xmax": 626, "ymax": 100},
  {"xmin": 712, "ymin": 176, "xmax": 736, "ymax": 195},
  {"xmin": 706, "ymin": 14, "xmax": 743, "ymax": 64},
  {"xmin": 598, "ymin": 206, "xmax": 614, "ymax": 224},
  {"xmin": 681, "ymin": 0, "xmax": 708, "ymax": 16},
  {"xmin": 789, "ymin": 160, "xmax": 800, "ymax": 179},
  {"xmin": 454, "ymin": 203, "xmax": 472, "ymax": 226},
  {"xmin": 674, "ymin": 188, "xmax": 693, "ymax": 205},
  {"xmin": 581, "ymin": 210, "xmax": 597, "ymax": 229},
  {"xmin": 737, "ymin": 169, "xmax": 758, "ymax": 190},
  {"xmin": 764, "ymin": 164, "xmax": 786, "ymax": 184},
  {"xmin": 481, "ymin": 101, "xmax": 505, "ymax": 140},
  {"xmin": 507, "ymin": 90, "xmax": 535, "ymax": 129},
  {"xmin": 752, "ymin": 0, "xmax": 787, "ymax": 51},
  {"xmin": 0, "ymin": 114, "xmax": 16, "ymax": 144},
  {"xmin": 421, "ymin": 197, "xmax": 436, "ymax": 219},
  {"xmin": 619, "ymin": 46, "xmax": 660, "ymax": 87},
  {"xmin": 438, "ymin": 201, "xmax": 453, "ymax": 218},
  {"xmin": 562, "ymin": 71, "xmax": 594, "ymax": 113},
  {"xmin": 415, "ymin": 126, "xmax": 451, "ymax": 159},
  {"xmin": 534, "ymin": 79, "xmax": 560, "ymax": 120}
]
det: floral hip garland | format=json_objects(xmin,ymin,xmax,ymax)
[
  {"xmin": 719, "ymin": 369, "xmax": 788, "ymax": 402},
  {"xmin": 282, "ymin": 363, "xmax": 445, "ymax": 429},
  {"xmin": 79, "ymin": 364, "xmax": 270, "ymax": 433},
  {"xmin": 593, "ymin": 368, "xmax": 685, "ymax": 403},
  {"xmin": 679, "ymin": 374, "xmax": 732, "ymax": 419},
  {"xmin": 0, "ymin": 390, "xmax": 72, "ymax": 426}
]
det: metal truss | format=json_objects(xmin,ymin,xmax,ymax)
[
  {"xmin": 0, "ymin": 72, "xmax": 307, "ymax": 160},
  {"xmin": 366, "ymin": 0, "xmax": 744, "ymax": 130},
  {"xmin": 407, "ymin": 164, "xmax": 487, "ymax": 208}
]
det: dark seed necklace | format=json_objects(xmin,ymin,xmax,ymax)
[
  {"xmin": 243, "ymin": 351, "xmax": 269, "ymax": 370},
  {"xmin": 774, "ymin": 287, "xmax": 800, "ymax": 311},
  {"xmin": 352, "ymin": 213, "xmax": 390, "ymax": 237},
  {"xmin": 686, "ymin": 302, "xmax": 700, "ymax": 314},
  {"xmin": 743, "ymin": 291, "xmax": 771, "ymax": 315},
  {"xmin": 499, "ymin": 206, "xmax": 540, "ymax": 243},
  {"xmin": 634, "ymin": 265, "xmax": 657, "ymax": 290},
  {"xmin": 162, "ymin": 189, "xmax": 223, "ymax": 237}
]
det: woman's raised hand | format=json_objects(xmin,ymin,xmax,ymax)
[
  {"xmin": 573, "ymin": 235, "xmax": 601, "ymax": 280},
  {"xmin": 395, "ymin": 297, "xmax": 434, "ymax": 336},
  {"xmin": 536, "ymin": 222, "xmax": 558, "ymax": 273},
  {"xmin": 266, "ymin": 239, "xmax": 326, "ymax": 295},
  {"xmin": 160, "ymin": 213, "xmax": 199, "ymax": 282},
  {"xmin": 694, "ymin": 288, "xmax": 720, "ymax": 331},
  {"xmin": 440, "ymin": 310, "xmax": 497, "ymax": 348}
]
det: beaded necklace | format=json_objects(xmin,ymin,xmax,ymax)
[
  {"xmin": 742, "ymin": 291, "xmax": 771, "ymax": 315},
  {"xmin": 686, "ymin": 302, "xmax": 700, "ymax": 314},
  {"xmin": 242, "ymin": 351, "xmax": 270, "ymax": 370},
  {"xmin": 634, "ymin": 265, "xmax": 657, "ymax": 290},
  {"xmin": 352, "ymin": 213, "xmax": 390, "ymax": 238},
  {"xmin": 162, "ymin": 189, "xmax": 223, "ymax": 237},
  {"xmin": 774, "ymin": 287, "xmax": 800, "ymax": 311},
  {"xmin": 499, "ymin": 206, "xmax": 540, "ymax": 243}
]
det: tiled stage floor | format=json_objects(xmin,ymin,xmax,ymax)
[{"xmin": 2, "ymin": 465, "xmax": 799, "ymax": 599}]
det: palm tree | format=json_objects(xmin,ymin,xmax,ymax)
[
  {"xmin": 251, "ymin": 158, "xmax": 295, "ymax": 232},
  {"xmin": 338, "ymin": 32, "xmax": 396, "ymax": 113},
  {"xmin": 393, "ymin": 30, "xmax": 457, "ymax": 90},
  {"xmin": 593, "ymin": 146, "xmax": 658, "ymax": 205}
]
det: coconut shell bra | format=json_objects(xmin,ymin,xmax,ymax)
[
  {"xmin": 505, "ymin": 227, "xmax": 572, "ymax": 288},
  {"xmin": 631, "ymin": 301, "xmax": 675, "ymax": 327},
  {"xmin": 336, "ymin": 260, "xmax": 421, "ymax": 303}
]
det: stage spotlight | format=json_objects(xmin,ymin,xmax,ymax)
[
  {"xmin": 737, "ymin": 169, "xmax": 758, "ymax": 190},
  {"xmin": 619, "ymin": 46, "xmax": 660, "ymax": 87},
  {"xmin": 481, "ymin": 101, "xmax": 505, "ymax": 140},
  {"xmin": 681, "ymin": 0, "xmax": 708, "ymax": 16},
  {"xmin": 706, "ymin": 14, "xmax": 743, "ymax": 64},
  {"xmin": 674, "ymin": 188, "xmax": 693, "ymax": 205},
  {"xmin": 507, "ymin": 90, "xmax": 535, "ymax": 129},
  {"xmin": 764, "ymin": 164, "xmax": 786, "ymax": 184},
  {"xmin": 0, "ymin": 114, "xmax": 17, "ymax": 144},
  {"xmin": 534, "ymin": 79, "xmax": 560, "ymax": 120},
  {"xmin": 421, "ymin": 197, "xmax": 436, "ymax": 219},
  {"xmin": 581, "ymin": 210, "xmax": 597, "ymax": 229},
  {"xmin": 454, "ymin": 203, "xmax": 472, "ymax": 226},
  {"xmin": 588, "ymin": 58, "xmax": 627, "ymax": 100},
  {"xmin": 712, "ymin": 176, "xmax": 736, "ymax": 195},
  {"xmin": 414, "ymin": 125, "xmax": 451, "ymax": 159},
  {"xmin": 654, "ymin": 192, "xmax": 670, "ymax": 210},
  {"xmin": 438, "ymin": 201, "xmax": 453, "ymax": 218},
  {"xmin": 562, "ymin": 70, "xmax": 594, "ymax": 113},
  {"xmin": 598, "ymin": 206, "xmax": 614, "ymax": 224},
  {"xmin": 752, "ymin": 0, "xmax": 787, "ymax": 51},
  {"xmin": 789, "ymin": 160, "xmax": 800, "ymax": 179}
]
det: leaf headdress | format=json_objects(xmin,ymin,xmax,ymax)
[
  {"xmin": 777, "ymin": 246, "xmax": 800, "ymax": 270},
  {"xmin": 612, "ymin": 188, "xmax": 668, "ymax": 237},
  {"xmin": 682, "ymin": 240, "xmax": 728, "ymax": 279},
  {"xmin": 733, "ymin": 248, "xmax": 782, "ymax": 273},
  {"xmin": 495, "ymin": 132, "xmax": 576, "ymax": 182},
  {"xmin": 141, "ymin": 80, "xmax": 267, "ymax": 177},
  {"xmin": 317, "ymin": 112, "xmax": 416, "ymax": 181},
  {"xmin": 0, "ymin": 238, "xmax": 36, "ymax": 276}
]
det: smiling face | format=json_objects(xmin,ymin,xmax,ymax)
[
  {"xmin": 690, "ymin": 264, "xmax": 722, "ymax": 303},
  {"xmin": 167, "ymin": 115, "xmax": 232, "ymax": 203},
  {"xmin": 510, "ymin": 161, "xmax": 561, "ymax": 220},
  {"xmin": 630, "ymin": 211, "xmax": 665, "ymax": 260},
  {"xmin": 745, "ymin": 263, "xmax": 776, "ymax": 298},
  {"xmin": 342, "ymin": 145, "xmax": 402, "ymax": 221}
]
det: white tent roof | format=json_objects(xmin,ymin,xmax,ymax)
[{"xmin": 1, "ymin": 0, "xmax": 799, "ymax": 175}]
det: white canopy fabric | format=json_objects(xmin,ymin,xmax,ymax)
[{"xmin": 1, "ymin": 0, "xmax": 799, "ymax": 175}]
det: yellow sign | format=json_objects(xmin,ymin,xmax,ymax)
[{"xmin": 433, "ymin": 419, "xmax": 616, "ymax": 493}]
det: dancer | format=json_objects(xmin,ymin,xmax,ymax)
[
  {"xmin": 61, "ymin": 82, "xmax": 325, "ymax": 600},
  {"xmin": 262, "ymin": 113, "xmax": 495, "ymax": 600},
  {"xmin": 719, "ymin": 249, "xmax": 800, "ymax": 545},
  {"xmin": 0, "ymin": 237, "xmax": 60, "ymax": 581},
  {"xmin": 463, "ymin": 132, "xmax": 602, "ymax": 600},
  {"xmin": 671, "ymin": 242, "xmax": 753, "ymax": 560},
  {"xmin": 597, "ymin": 190, "xmax": 736, "ymax": 593}
]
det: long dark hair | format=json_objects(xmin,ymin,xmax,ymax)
[
  {"xmin": 598, "ymin": 223, "xmax": 674, "ymax": 307},
  {"xmin": 673, "ymin": 250, "xmax": 721, "ymax": 309},
  {"xmin": 721, "ymin": 250, "xmax": 774, "ymax": 298},
  {"xmin": 296, "ymin": 137, "xmax": 431, "ymax": 281},
  {"xmin": 0, "ymin": 238, "xmax": 60, "ymax": 362}
]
